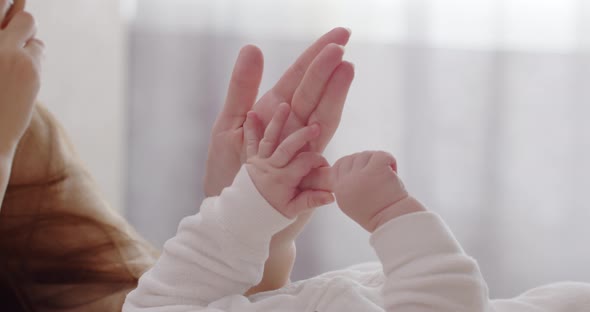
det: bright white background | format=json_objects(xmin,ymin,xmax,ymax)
[
  {"xmin": 28, "ymin": 0, "xmax": 127, "ymax": 211},
  {"xmin": 28, "ymin": 0, "xmax": 590, "ymax": 299}
]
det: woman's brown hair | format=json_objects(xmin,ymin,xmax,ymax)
[{"xmin": 0, "ymin": 105, "xmax": 158, "ymax": 311}]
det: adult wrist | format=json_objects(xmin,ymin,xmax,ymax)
[{"xmin": 203, "ymin": 174, "xmax": 221, "ymax": 197}]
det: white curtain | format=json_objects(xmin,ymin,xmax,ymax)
[
  {"xmin": 27, "ymin": 0, "xmax": 127, "ymax": 211},
  {"xmin": 126, "ymin": 0, "xmax": 590, "ymax": 298}
]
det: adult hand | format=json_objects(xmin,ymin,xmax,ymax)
[
  {"xmin": 0, "ymin": 0, "xmax": 43, "ymax": 156},
  {"xmin": 0, "ymin": 0, "xmax": 43, "ymax": 213},
  {"xmin": 204, "ymin": 27, "xmax": 355, "ymax": 294},
  {"xmin": 1, "ymin": 0, "xmax": 26, "ymax": 29},
  {"xmin": 204, "ymin": 27, "xmax": 354, "ymax": 197}
]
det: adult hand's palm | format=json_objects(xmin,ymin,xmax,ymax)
[{"xmin": 204, "ymin": 28, "xmax": 354, "ymax": 198}]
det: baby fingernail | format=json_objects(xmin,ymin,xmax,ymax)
[
  {"xmin": 310, "ymin": 124, "xmax": 320, "ymax": 134},
  {"xmin": 322, "ymin": 196, "xmax": 334, "ymax": 205}
]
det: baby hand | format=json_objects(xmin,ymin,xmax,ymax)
[
  {"xmin": 330, "ymin": 151, "xmax": 424, "ymax": 232},
  {"xmin": 243, "ymin": 103, "xmax": 335, "ymax": 219}
]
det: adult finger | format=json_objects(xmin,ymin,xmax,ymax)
[
  {"xmin": 1, "ymin": 0, "xmax": 11, "ymax": 26},
  {"xmin": 5, "ymin": 10, "xmax": 36, "ymax": 45},
  {"xmin": 290, "ymin": 44, "xmax": 345, "ymax": 122},
  {"xmin": 272, "ymin": 27, "xmax": 351, "ymax": 101},
  {"xmin": 259, "ymin": 102, "xmax": 290, "ymax": 158},
  {"xmin": 244, "ymin": 112, "xmax": 262, "ymax": 159},
  {"xmin": 270, "ymin": 124, "xmax": 320, "ymax": 167},
  {"xmin": 1, "ymin": 0, "xmax": 25, "ymax": 29},
  {"xmin": 307, "ymin": 61, "xmax": 355, "ymax": 153},
  {"xmin": 215, "ymin": 45, "xmax": 263, "ymax": 132}
]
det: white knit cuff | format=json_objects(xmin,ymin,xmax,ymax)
[
  {"xmin": 370, "ymin": 212, "xmax": 464, "ymax": 274},
  {"xmin": 213, "ymin": 166, "xmax": 294, "ymax": 248}
]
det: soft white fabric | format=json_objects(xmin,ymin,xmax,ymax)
[{"xmin": 123, "ymin": 166, "xmax": 590, "ymax": 312}]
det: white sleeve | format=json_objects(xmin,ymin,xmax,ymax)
[
  {"xmin": 123, "ymin": 166, "xmax": 293, "ymax": 312},
  {"xmin": 370, "ymin": 197, "xmax": 494, "ymax": 312}
]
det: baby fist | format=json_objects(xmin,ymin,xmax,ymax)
[{"xmin": 332, "ymin": 151, "xmax": 423, "ymax": 232}]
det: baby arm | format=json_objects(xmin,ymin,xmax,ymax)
[
  {"xmin": 123, "ymin": 104, "xmax": 332, "ymax": 311},
  {"xmin": 317, "ymin": 151, "xmax": 493, "ymax": 312},
  {"xmin": 205, "ymin": 28, "xmax": 353, "ymax": 295}
]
